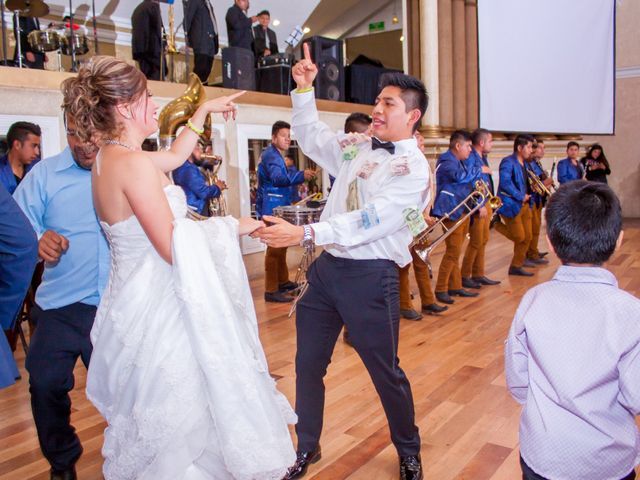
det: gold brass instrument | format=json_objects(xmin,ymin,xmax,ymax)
[
  {"xmin": 199, "ymin": 152, "xmax": 227, "ymax": 216},
  {"xmin": 166, "ymin": 4, "xmax": 178, "ymax": 55},
  {"xmin": 412, "ymin": 180, "xmax": 498, "ymax": 265},
  {"xmin": 527, "ymin": 168, "xmax": 552, "ymax": 197}
]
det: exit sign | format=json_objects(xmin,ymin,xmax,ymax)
[{"xmin": 369, "ymin": 21, "xmax": 385, "ymax": 32}]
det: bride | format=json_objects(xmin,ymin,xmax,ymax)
[{"xmin": 61, "ymin": 56, "xmax": 296, "ymax": 480}]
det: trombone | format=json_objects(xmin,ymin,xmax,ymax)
[
  {"xmin": 411, "ymin": 180, "xmax": 502, "ymax": 265},
  {"xmin": 527, "ymin": 169, "xmax": 553, "ymax": 197}
]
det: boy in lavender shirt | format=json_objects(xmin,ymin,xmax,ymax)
[{"xmin": 506, "ymin": 180, "xmax": 640, "ymax": 480}]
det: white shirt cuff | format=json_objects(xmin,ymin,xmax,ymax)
[
  {"xmin": 310, "ymin": 221, "xmax": 334, "ymax": 246},
  {"xmin": 291, "ymin": 90, "xmax": 319, "ymax": 125}
]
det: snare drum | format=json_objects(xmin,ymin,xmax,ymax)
[
  {"xmin": 60, "ymin": 32, "xmax": 89, "ymax": 55},
  {"xmin": 27, "ymin": 30, "xmax": 60, "ymax": 53},
  {"xmin": 272, "ymin": 205, "xmax": 324, "ymax": 226}
]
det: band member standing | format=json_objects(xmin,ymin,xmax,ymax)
[
  {"xmin": 131, "ymin": 0, "xmax": 166, "ymax": 81},
  {"xmin": 253, "ymin": 10, "xmax": 278, "ymax": 60},
  {"xmin": 226, "ymin": 0, "xmax": 256, "ymax": 51},
  {"xmin": 13, "ymin": 15, "xmax": 45, "ymax": 69},
  {"xmin": 183, "ymin": 0, "xmax": 220, "ymax": 84},
  {"xmin": 13, "ymin": 115, "xmax": 108, "ymax": 480},
  {"xmin": 173, "ymin": 142, "xmax": 227, "ymax": 216},
  {"xmin": 494, "ymin": 134, "xmax": 535, "ymax": 277},
  {"xmin": 284, "ymin": 154, "xmax": 301, "ymax": 204},
  {"xmin": 0, "ymin": 121, "xmax": 41, "ymax": 194},
  {"xmin": 557, "ymin": 141, "xmax": 583, "ymax": 184},
  {"xmin": 432, "ymin": 130, "xmax": 485, "ymax": 305},
  {"xmin": 399, "ymin": 131, "xmax": 447, "ymax": 320},
  {"xmin": 460, "ymin": 128, "xmax": 501, "ymax": 288},
  {"xmin": 257, "ymin": 44, "xmax": 429, "ymax": 478},
  {"xmin": 524, "ymin": 140, "xmax": 551, "ymax": 265},
  {"xmin": 256, "ymin": 121, "xmax": 315, "ymax": 303}
]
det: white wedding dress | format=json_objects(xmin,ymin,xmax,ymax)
[{"xmin": 86, "ymin": 185, "xmax": 296, "ymax": 480}]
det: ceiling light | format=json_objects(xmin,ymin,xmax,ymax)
[
  {"xmin": 392, "ymin": 15, "xmax": 399, "ymax": 24},
  {"xmin": 303, "ymin": 27, "xmax": 311, "ymax": 34},
  {"xmin": 273, "ymin": 19, "xmax": 280, "ymax": 26}
]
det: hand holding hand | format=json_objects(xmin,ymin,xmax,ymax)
[
  {"xmin": 238, "ymin": 217, "xmax": 265, "ymax": 236},
  {"xmin": 254, "ymin": 215, "xmax": 304, "ymax": 247},
  {"xmin": 39, "ymin": 230, "xmax": 69, "ymax": 263},
  {"xmin": 292, "ymin": 43, "xmax": 318, "ymax": 90},
  {"xmin": 303, "ymin": 169, "xmax": 316, "ymax": 181}
]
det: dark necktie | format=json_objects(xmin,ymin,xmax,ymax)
[{"xmin": 371, "ymin": 137, "xmax": 395, "ymax": 155}]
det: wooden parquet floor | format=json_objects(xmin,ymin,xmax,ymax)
[{"xmin": 1, "ymin": 220, "xmax": 639, "ymax": 480}]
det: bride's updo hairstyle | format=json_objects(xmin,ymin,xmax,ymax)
[{"xmin": 61, "ymin": 56, "xmax": 147, "ymax": 143}]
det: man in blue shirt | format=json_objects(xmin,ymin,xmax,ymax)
[
  {"xmin": 13, "ymin": 115, "xmax": 109, "ymax": 480},
  {"xmin": 431, "ymin": 130, "xmax": 486, "ymax": 305},
  {"xmin": 0, "ymin": 121, "xmax": 41, "ymax": 194},
  {"xmin": 557, "ymin": 141, "xmax": 583, "ymax": 184},
  {"xmin": 461, "ymin": 128, "xmax": 501, "ymax": 289},
  {"xmin": 256, "ymin": 120, "xmax": 315, "ymax": 302},
  {"xmin": 494, "ymin": 134, "xmax": 535, "ymax": 277},
  {"xmin": 173, "ymin": 143, "xmax": 226, "ymax": 216}
]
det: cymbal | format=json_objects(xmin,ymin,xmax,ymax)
[{"xmin": 6, "ymin": 0, "xmax": 50, "ymax": 18}]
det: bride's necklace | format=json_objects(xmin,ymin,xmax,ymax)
[{"xmin": 104, "ymin": 139, "xmax": 139, "ymax": 151}]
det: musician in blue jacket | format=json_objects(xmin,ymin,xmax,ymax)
[
  {"xmin": 495, "ymin": 134, "xmax": 535, "ymax": 276},
  {"xmin": 256, "ymin": 121, "xmax": 315, "ymax": 302},
  {"xmin": 557, "ymin": 141, "xmax": 583, "ymax": 184},
  {"xmin": 173, "ymin": 143, "xmax": 226, "ymax": 216},
  {"xmin": 432, "ymin": 130, "xmax": 486, "ymax": 305}
]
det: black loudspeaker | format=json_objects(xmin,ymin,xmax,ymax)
[
  {"xmin": 302, "ymin": 36, "xmax": 344, "ymax": 102},
  {"xmin": 222, "ymin": 47, "xmax": 256, "ymax": 90}
]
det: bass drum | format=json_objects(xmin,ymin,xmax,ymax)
[
  {"xmin": 272, "ymin": 204, "xmax": 324, "ymax": 226},
  {"xmin": 60, "ymin": 33, "xmax": 89, "ymax": 55},
  {"xmin": 27, "ymin": 29, "xmax": 60, "ymax": 53}
]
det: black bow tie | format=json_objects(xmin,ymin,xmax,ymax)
[{"xmin": 371, "ymin": 137, "xmax": 395, "ymax": 155}]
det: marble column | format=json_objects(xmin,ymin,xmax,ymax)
[
  {"xmin": 452, "ymin": 0, "xmax": 467, "ymax": 128},
  {"xmin": 419, "ymin": 0, "xmax": 441, "ymax": 136},
  {"xmin": 465, "ymin": 0, "xmax": 478, "ymax": 129},
  {"xmin": 438, "ymin": 0, "xmax": 454, "ymax": 130}
]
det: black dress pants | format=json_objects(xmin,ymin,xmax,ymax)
[
  {"xmin": 193, "ymin": 53, "xmax": 214, "ymax": 84},
  {"xmin": 138, "ymin": 56, "xmax": 165, "ymax": 81},
  {"xmin": 26, "ymin": 303, "xmax": 96, "ymax": 471},
  {"xmin": 295, "ymin": 252, "xmax": 421, "ymax": 456}
]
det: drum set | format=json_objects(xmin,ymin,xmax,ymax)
[
  {"xmin": 2, "ymin": 0, "xmax": 94, "ymax": 71},
  {"xmin": 273, "ymin": 195, "xmax": 325, "ymax": 316}
]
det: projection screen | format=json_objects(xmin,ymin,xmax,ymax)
[{"xmin": 477, "ymin": 0, "xmax": 615, "ymax": 135}]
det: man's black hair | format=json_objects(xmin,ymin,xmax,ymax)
[
  {"xmin": 545, "ymin": 180, "xmax": 622, "ymax": 265},
  {"xmin": 344, "ymin": 112, "xmax": 372, "ymax": 134},
  {"xmin": 449, "ymin": 129, "xmax": 471, "ymax": 150},
  {"xmin": 471, "ymin": 128, "xmax": 491, "ymax": 146},
  {"xmin": 567, "ymin": 141, "xmax": 580, "ymax": 150},
  {"xmin": 513, "ymin": 134, "xmax": 535, "ymax": 153},
  {"xmin": 257, "ymin": 10, "xmax": 270, "ymax": 16},
  {"xmin": 378, "ymin": 73, "xmax": 428, "ymax": 133},
  {"xmin": 271, "ymin": 120, "xmax": 290, "ymax": 137},
  {"xmin": 7, "ymin": 121, "xmax": 41, "ymax": 150}
]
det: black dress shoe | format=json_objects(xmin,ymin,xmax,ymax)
[
  {"xmin": 278, "ymin": 281, "xmax": 299, "ymax": 292},
  {"xmin": 422, "ymin": 303, "xmax": 448, "ymax": 314},
  {"xmin": 509, "ymin": 266, "xmax": 534, "ymax": 277},
  {"xmin": 399, "ymin": 454, "xmax": 423, "ymax": 480},
  {"xmin": 472, "ymin": 275, "xmax": 501, "ymax": 286},
  {"xmin": 523, "ymin": 259, "xmax": 538, "ymax": 268},
  {"xmin": 461, "ymin": 277, "xmax": 481, "ymax": 289},
  {"xmin": 528, "ymin": 257, "xmax": 549, "ymax": 265},
  {"xmin": 448, "ymin": 288, "xmax": 479, "ymax": 298},
  {"xmin": 282, "ymin": 447, "xmax": 322, "ymax": 479},
  {"xmin": 50, "ymin": 467, "xmax": 77, "ymax": 480},
  {"xmin": 435, "ymin": 291, "xmax": 455, "ymax": 304},
  {"xmin": 264, "ymin": 291, "xmax": 294, "ymax": 303},
  {"xmin": 400, "ymin": 308, "xmax": 423, "ymax": 321}
]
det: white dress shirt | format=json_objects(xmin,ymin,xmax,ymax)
[{"xmin": 291, "ymin": 90, "xmax": 431, "ymax": 267}]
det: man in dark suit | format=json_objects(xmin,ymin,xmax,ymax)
[
  {"xmin": 226, "ymin": 0, "xmax": 255, "ymax": 51},
  {"xmin": 253, "ymin": 10, "xmax": 278, "ymax": 60},
  {"xmin": 13, "ymin": 15, "xmax": 45, "ymax": 69},
  {"xmin": 183, "ymin": 0, "xmax": 220, "ymax": 84},
  {"xmin": 131, "ymin": 0, "xmax": 165, "ymax": 80}
]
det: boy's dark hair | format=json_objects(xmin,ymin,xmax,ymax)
[
  {"xmin": 545, "ymin": 180, "xmax": 622, "ymax": 265},
  {"xmin": 567, "ymin": 141, "xmax": 580, "ymax": 150},
  {"xmin": 344, "ymin": 112, "xmax": 372, "ymax": 134},
  {"xmin": 7, "ymin": 121, "xmax": 41, "ymax": 150},
  {"xmin": 449, "ymin": 130, "xmax": 471, "ymax": 149},
  {"xmin": 257, "ymin": 10, "xmax": 270, "ymax": 16},
  {"xmin": 378, "ymin": 73, "xmax": 428, "ymax": 133},
  {"xmin": 271, "ymin": 120, "xmax": 290, "ymax": 137},
  {"xmin": 471, "ymin": 128, "xmax": 490, "ymax": 146},
  {"xmin": 513, "ymin": 134, "xmax": 535, "ymax": 153}
]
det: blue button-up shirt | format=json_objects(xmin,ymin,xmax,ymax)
[
  {"xmin": 506, "ymin": 266, "xmax": 640, "ymax": 480},
  {"xmin": 173, "ymin": 160, "xmax": 221, "ymax": 215},
  {"xmin": 0, "ymin": 153, "xmax": 37, "ymax": 195},
  {"xmin": 557, "ymin": 157, "xmax": 583, "ymax": 184},
  {"xmin": 13, "ymin": 147, "xmax": 110, "ymax": 310}
]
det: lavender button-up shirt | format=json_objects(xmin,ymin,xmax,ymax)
[{"xmin": 506, "ymin": 265, "xmax": 640, "ymax": 480}]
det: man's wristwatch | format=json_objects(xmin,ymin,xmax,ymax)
[{"xmin": 301, "ymin": 225, "xmax": 314, "ymax": 248}]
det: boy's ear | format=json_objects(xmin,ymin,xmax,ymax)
[
  {"xmin": 614, "ymin": 230, "xmax": 624, "ymax": 253},
  {"xmin": 545, "ymin": 234, "xmax": 556, "ymax": 259},
  {"xmin": 408, "ymin": 108, "xmax": 421, "ymax": 130}
]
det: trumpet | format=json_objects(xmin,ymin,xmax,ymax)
[
  {"xmin": 527, "ymin": 169, "xmax": 552, "ymax": 197},
  {"xmin": 412, "ymin": 180, "xmax": 501, "ymax": 265}
]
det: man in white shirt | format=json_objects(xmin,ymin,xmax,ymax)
[{"xmin": 256, "ymin": 44, "xmax": 429, "ymax": 480}]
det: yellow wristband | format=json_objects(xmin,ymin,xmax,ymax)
[
  {"xmin": 186, "ymin": 119, "xmax": 204, "ymax": 136},
  {"xmin": 295, "ymin": 87, "xmax": 314, "ymax": 94}
]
